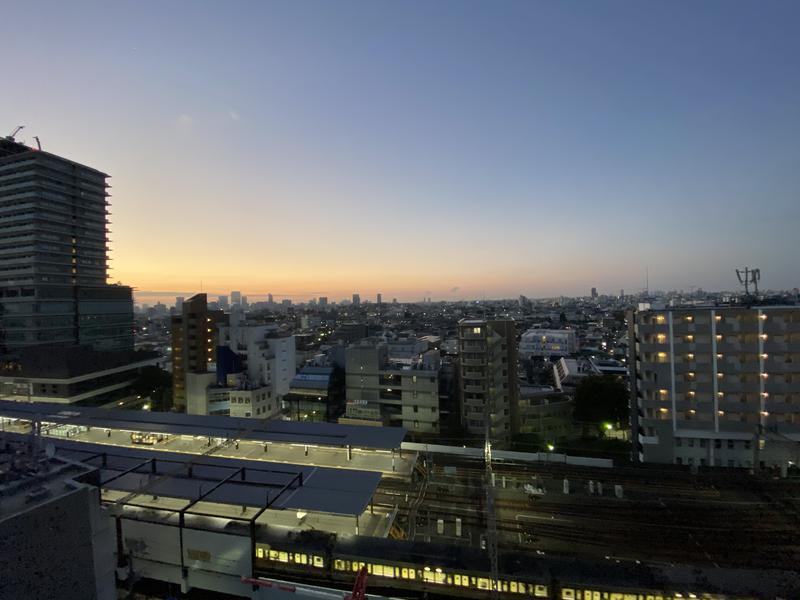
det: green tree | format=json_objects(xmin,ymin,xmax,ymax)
[
  {"xmin": 132, "ymin": 366, "xmax": 173, "ymax": 411},
  {"xmin": 574, "ymin": 375, "xmax": 629, "ymax": 435}
]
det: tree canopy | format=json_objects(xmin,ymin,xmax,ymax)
[{"xmin": 574, "ymin": 375, "xmax": 629, "ymax": 429}]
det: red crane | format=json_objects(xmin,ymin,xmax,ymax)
[{"xmin": 346, "ymin": 566, "xmax": 369, "ymax": 600}]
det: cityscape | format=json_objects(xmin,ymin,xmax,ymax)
[{"xmin": 2, "ymin": 3, "xmax": 800, "ymax": 600}]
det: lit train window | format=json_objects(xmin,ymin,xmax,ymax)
[
  {"xmin": 561, "ymin": 589, "xmax": 575, "ymax": 600},
  {"xmin": 384, "ymin": 566, "xmax": 395, "ymax": 578},
  {"xmin": 478, "ymin": 578, "xmax": 491, "ymax": 590},
  {"xmin": 269, "ymin": 550, "xmax": 279, "ymax": 561},
  {"xmin": 510, "ymin": 582, "xmax": 518, "ymax": 593},
  {"xmin": 255, "ymin": 547, "xmax": 264, "ymax": 559},
  {"xmin": 278, "ymin": 552, "xmax": 288, "ymax": 563},
  {"xmin": 401, "ymin": 568, "xmax": 410, "ymax": 579},
  {"xmin": 334, "ymin": 560, "xmax": 346, "ymax": 571},
  {"xmin": 312, "ymin": 556, "xmax": 324, "ymax": 568},
  {"xmin": 500, "ymin": 581, "xmax": 509, "ymax": 592},
  {"xmin": 534, "ymin": 585, "xmax": 548, "ymax": 598},
  {"xmin": 435, "ymin": 571, "xmax": 446, "ymax": 584},
  {"xmin": 584, "ymin": 591, "xmax": 600, "ymax": 600}
]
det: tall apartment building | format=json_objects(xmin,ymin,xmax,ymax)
[
  {"xmin": 519, "ymin": 328, "xmax": 577, "ymax": 359},
  {"xmin": 171, "ymin": 293, "xmax": 225, "ymax": 410},
  {"xmin": 344, "ymin": 340, "xmax": 440, "ymax": 433},
  {"xmin": 458, "ymin": 318, "xmax": 519, "ymax": 444},
  {"xmin": 0, "ymin": 136, "xmax": 133, "ymax": 352},
  {"xmin": 629, "ymin": 305, "xmax": 800, "ymax": 469}
]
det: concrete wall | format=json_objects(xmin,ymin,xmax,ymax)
[{"xmin": 0, "ymin": 485, "xmax": 115, "ymax": 600}]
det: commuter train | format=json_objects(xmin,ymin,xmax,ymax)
[{"xmin": 252, "ymin": 531, "xmax": 747, "ymax": 600}]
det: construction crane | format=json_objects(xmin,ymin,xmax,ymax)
[
  {"xmin": 345, "ymin": 566, "xmax": 369, "ymax": 600},
  {"xmin": 6, "ymin": 125, "xmax": 24, "ymax": 140}
]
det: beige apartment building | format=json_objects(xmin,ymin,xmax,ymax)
[{"xmin": 629, "ymin": 304, "xmax": 800, "ymax": 469}]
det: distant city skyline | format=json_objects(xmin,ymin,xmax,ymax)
[{"xmin": 4, "ymin": 1, "xmax": 799, "ymax": 299}]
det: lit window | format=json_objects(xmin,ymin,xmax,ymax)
[{"xmin": 471, "ymin": 327, "xmax": 481, "ymax": 334}]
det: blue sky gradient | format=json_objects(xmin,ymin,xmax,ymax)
[{"xmin": 3, "ymin": 1, "xmax": 799, "ymax": 301}]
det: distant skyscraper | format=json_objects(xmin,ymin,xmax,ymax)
[
  {"xmin": 352, "ymin": 293, "xmax": 361, "ymax": 306},
  {"xmin": 319, "ymin": 296, "xmax": 328, "ymax": 306},
  {"xmin": 0, "ymin": 137, "xmax": 133, "ymax": 352},
  {"xmin": 175, "ymin": 296, "xmax": 185, "ymax": 310},
  {"xmin": 591, "ymin": 287, "xmax": 598, "ymax": 299},
  {"xmin": 267, "ymin": 293, "xmax": 274, "ymax": 305},
  {"xmin": 241, "ymin": 295, "xmax": 248, "ymax": 309},
  {"xmin": 376, "ymin": 293, "xmax": 382, "ymax": 305},
  {"xmin": 231, "ymin": 291, "xmax": 242, "ymax": 305},
  {"xmin": 620, "ymin": 289, "xmax": 625, "ymax": 299},
  {"xmin": 218, "ymin": 295, "xmax": 229, "ymax": 310}
]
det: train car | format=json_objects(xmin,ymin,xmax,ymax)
[
  {"xmin": 254, "ymin": 530, "xmax": 549, "ymax": 598},
  {"xmin": 251, "ymin": 529, "xmax": 760, "ymax": 600}
]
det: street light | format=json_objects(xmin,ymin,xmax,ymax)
[{"xmin": 546, "ymin": 443, "xmax": 555, "ymax": 452}]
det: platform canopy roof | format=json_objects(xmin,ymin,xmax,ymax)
[{"xmin": 0, "ymin": 400, "xmax": 406, "ymax": 450}]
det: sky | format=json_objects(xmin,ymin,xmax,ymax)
[{"xmin": 3, "ymin": 1, "xmax": 800, "ymax": 303}]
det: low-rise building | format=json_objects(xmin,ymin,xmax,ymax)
[
  {"xmin": 517, "ymin": 384, "xmax": 574, "ymax": 443},
  {"xmin": 344, "ymin": 340, "xmax": 440, "ymax": 433},
  {"xmin": 283, "ymin": 365, "xmax": 345, "ymax": 422},
  {"xmin": 0, "ymin": 345, "xmax": 159, "ymax": 406},
  {"xmin": 519, "ymin": 328, "xmax": 578, "ymax": 359}
]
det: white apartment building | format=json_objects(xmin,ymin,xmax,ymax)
[
  {"xmin": 186, "ymin": 321, "xmax": 296, "ymax": 419},
  {"xmin": 519, "ymin": 328, "xmax": 577, "ymax": 359}
]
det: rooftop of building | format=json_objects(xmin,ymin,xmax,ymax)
[
  {"xmin": 0, "ymin": 137, "xmax": 108, "ymax": 177},
  {"xmin": 0, "ymin": 445, "xmax": 95, "ymax": 522}
]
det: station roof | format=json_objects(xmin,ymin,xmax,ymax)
[
  {"xmin": 14, "ymin": 435, "xmax": 380, "ymax": 517},
  {"xmin": 0, "ymin": 400, "xmax": 406, "ymax": 451}
]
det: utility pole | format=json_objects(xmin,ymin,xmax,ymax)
[{"xmin": 483, "ymin": 371, "xmax": 499, "ymax": 598}]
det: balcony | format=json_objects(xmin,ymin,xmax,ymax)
[
  {"xmin": 465, "ymin": 385, "xmax": 485, "ymax": 394},
  {"xmin": 461, "ymin": 358, "xmax": 486, "ymax": 367}
]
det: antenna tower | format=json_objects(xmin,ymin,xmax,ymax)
[{"xmin": 736, "ymin": 267, "xmax": 760, "ymax": 296}]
